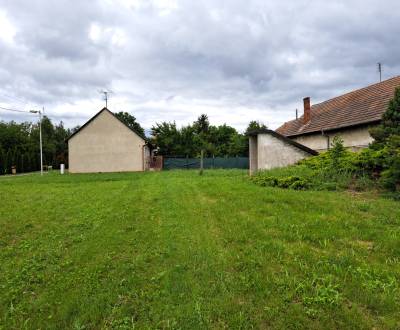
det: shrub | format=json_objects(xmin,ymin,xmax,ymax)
[
  {"xmin": 289, "ymin": 178, "xmax": 310, "ymax": 190},
  {"xmin": 251, "ymin": 173, "xmax": 311, "ymax": 190},
  {"xmin": 299, "ymin": 138, "xmax": 357, "ymax": 174},
  {"xmin": 250, "ymin": 175, "xmax": 278, "ymax": 187}
]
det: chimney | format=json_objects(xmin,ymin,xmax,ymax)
[{"xmin": 303, "ymin": 97, "xmax": 311, "ymax": 124}]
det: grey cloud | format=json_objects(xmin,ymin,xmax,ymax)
[{"xmin": 0, "ymin": 0, "xmax": 399, "ymax": 130}]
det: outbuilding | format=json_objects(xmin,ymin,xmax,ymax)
[
  {"xmin": 67, "ymin": 108, "xmax": 150, "ymax": 173},
  {"xmin": 248, "ymin": 129, "xmax": 318, "ymax": 175}
]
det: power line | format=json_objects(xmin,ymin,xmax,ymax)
[
  {"xmin": 0, "ymin": 105, "xmax": 60, "ymax": 122},
  {"xmin": 0, "ymin": 105, "xmax": 32, "ymax": 113}
]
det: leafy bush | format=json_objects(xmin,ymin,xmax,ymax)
[
  {"xmin": 252, "ymin": 139, "xmax": 375, "ymax": 192},
  {"xmin": 250, "ymin": 175, "xmax": 278, "ymax": 187},
  {"xmin": 251, "ymin": 173, "xmax": 310, "ymax": 190},
  {"xmin": 300, "ymin": 137, "xmax": 358, "ymax": 174}
]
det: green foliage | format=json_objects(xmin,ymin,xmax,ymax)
[
  {"xmin": 251, "ymin": 173, "xmax": 310, "ymax": 190},
  {"xmin": 327, "ymin": 136, "xmax": 346, "ymax": 169},
  {"xmin": 300, "ymin": 137, "xmax": 357, "ymax": 174},
  {"xmin": 0, "ymin": 117, "xmax": 70, "ymax": 175},
  {"xmin": 245, "ymin": 120, "xmax": 267, "ymax": 134},
  {"xmin": 379, "ymin": 135, "xmax": 400, "ymax": 191},
  {"xmin": 151, "ymin": 115, "xmax": 258, "ymax": 157},
  {"xmin": 370, "ymin": 87, "xmax": 400, "ymax": 146},
  {"xmin": 368, "ymin": 87, "xmax": 400, "ymax": 191},
  {"xmin": 114, "ymin": 111, "xmax": 146, "ymax": 139},
  {"xmin": 253, "ymin": 146, "xmax": 375, "ymax": 192}
]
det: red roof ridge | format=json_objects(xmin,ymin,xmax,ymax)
[{"xmin": 311, "ymin": 75, "xmax": 400, "ymax": 109}]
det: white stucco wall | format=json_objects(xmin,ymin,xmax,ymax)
[
  {"xmin": 68, "ymin": 110, "xmax": 146, "ymax": 173},
  {"xmin": 251, "ymin": 133, "xmax": 312, "ymax": 172},
  {"xmin": 292, "ymin": 125, "xmax": 375, "ymax": 152}
]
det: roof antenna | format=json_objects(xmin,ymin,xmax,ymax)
[
  {"xmin": 99, "ymin": 90, "xmax": 113, "ymax": 108},
  {"xmin": 377, "ymin": 63, "xmax": 382, "ymax": 82},
  {"xmin": 295, "ymin": 108, "xmax": 298, "ymax": 120}
]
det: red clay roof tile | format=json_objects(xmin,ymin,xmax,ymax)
[{"xmin": 276, "ymin": 76, "xmax": 400, "ymax": 137}]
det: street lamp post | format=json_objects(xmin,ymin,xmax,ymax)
[{"xmin": 30, "ymin": 109, "xmax": 43, "ymax": 176}]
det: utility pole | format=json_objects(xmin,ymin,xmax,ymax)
[
  {"xmin": 377, "ymin": 62, "xmax": 382, "ymax": 82},
  {"xmin": 30, "ymin": 108, "xmax": 43, "ymax": 176}
]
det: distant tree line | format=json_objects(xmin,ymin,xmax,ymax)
[
  {"xmin": 0, "ymin": 117, "xmax": 77, "ymax": 175},
  {"xmin": 0, "ymin": 110, "xmax": 266, "ymax": 174},
  {"xmin": 151, "ymin": 114, "xmax": 266, "ymax": 157}
]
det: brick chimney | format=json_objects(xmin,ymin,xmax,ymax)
[{"xmin": 303, "ymin": 97, "xmax": 311, "ymax": 124}]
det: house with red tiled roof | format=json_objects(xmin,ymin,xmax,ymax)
[
  {"xmin": 248, "ymin": 76, "xmax": 400, "ymax": 173},
  {"xmin": 276, "ymin": 75, "xmax": 400, "ymax": 152}
]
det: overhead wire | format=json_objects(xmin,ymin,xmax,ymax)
[{"xmin": 0, "ymin": 105, "xmax": 32, "ymax": 113}]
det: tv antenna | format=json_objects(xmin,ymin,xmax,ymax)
[
  {"xmin": 99, "ymin": 90, "xmax": 113, "ymax": 108},
  {"xmin": 377, "ymin": 63, "xmax": 382, "ymax": 82}
]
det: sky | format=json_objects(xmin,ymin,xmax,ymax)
[{"xmin": 0, "ymin": 0, "xmax": 399, "ymax": 133}]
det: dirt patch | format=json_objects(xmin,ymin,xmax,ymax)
[{"xmin": 353, "ymin": 240, "xmax": 374, "ymax": 250}]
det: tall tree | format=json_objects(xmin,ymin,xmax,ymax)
[
  {"xmin": 370, "ymin": 87, "xmax": 400, "ymax": 147},
  {"xmin": 245, "ymin": 121, "xmax": 267, "ymax": 134},
  {"xmin": 114, "ymin": 111, "xmax": 146, "ymax": 139},
  {"xmin": 193, "ymin": 114, "xmax": 210, "ymax": 134},
  {"xmin": 151, "ymin": 122, "xmax": 181, "ymax": 156},
  {"xmin": 368, "ymin": 87, "xmax": 400, "ymax": 191}
]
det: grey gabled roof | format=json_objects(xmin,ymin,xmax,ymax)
[
  {"xmin": 66, "ymin": 107, "xmax": 146, "ymax": 142},
  {"xmin": 247, "ymin": 128, "xmax": 318, "ymax": 156}
]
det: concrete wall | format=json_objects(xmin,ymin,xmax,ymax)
[
  {"xmin": 249, "ymin": 136, "xmax": 258, "ymax": 175},
  {"xmin": 252, "ymin": 133, "xmax": 312, "ymax": 172},
  {"xmin": 292, "ymin": 125, "xmax": 375, "ymax": 152},
  {"xmin": 69, "ymin": 110, "xmax": 146, "ymax": 173}
]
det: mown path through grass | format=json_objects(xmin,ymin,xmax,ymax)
[{"xmin": 0, "ymin": 170, "xmax": 399, "ymax": 329}]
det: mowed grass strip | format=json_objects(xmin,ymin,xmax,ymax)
[{"xmin": 0, "ymin": 170, "xmax": 399, "ymax": 329}]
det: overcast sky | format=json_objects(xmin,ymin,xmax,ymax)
[{"xmin": 0, "ymin": 0, "xmax": 399, "ymax": 132}]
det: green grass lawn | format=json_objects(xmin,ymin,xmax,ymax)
[{"xmin": 0, "ymin": 170, "xmax": 399, "ymax": 329}]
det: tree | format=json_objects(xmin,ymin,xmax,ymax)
[
  {"xmin": 54, "ymin": 121, "xmax": 69, "ymax": 167},
  {"xmin": 370, "ymin": 87, "xmax": 400, "ymax": 147},
  {"xmin": 151, "ymin": 122, "xmax": 181, "ymax": 156},
  {"xmin": 380, "ymin": 135, "xmax": 400, "ymax": 191},
  {"xmin": 368, "ymin": 87, "xmax": 400, "ymax": 191},
  {"xmin": 114, "ymin": 112, "xmax": 146, "ymax": 139},
  {"xmin": 0, "ymin": 145, "xmax": 4, "ymax": 174},
  {"xmin": 245, "ymin": 121, "xmax": 267, "ymax": 135},
  {"xmin": 150, "ymin": 115, "xmax": 249, "ymax": 157},
  {"xmin": 0, "ymin": 116, "xmax": 71, "ymax": 175},
  {"xmin": 193, "ymin": 114, "xmax": 210, "ymax": 134}
]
